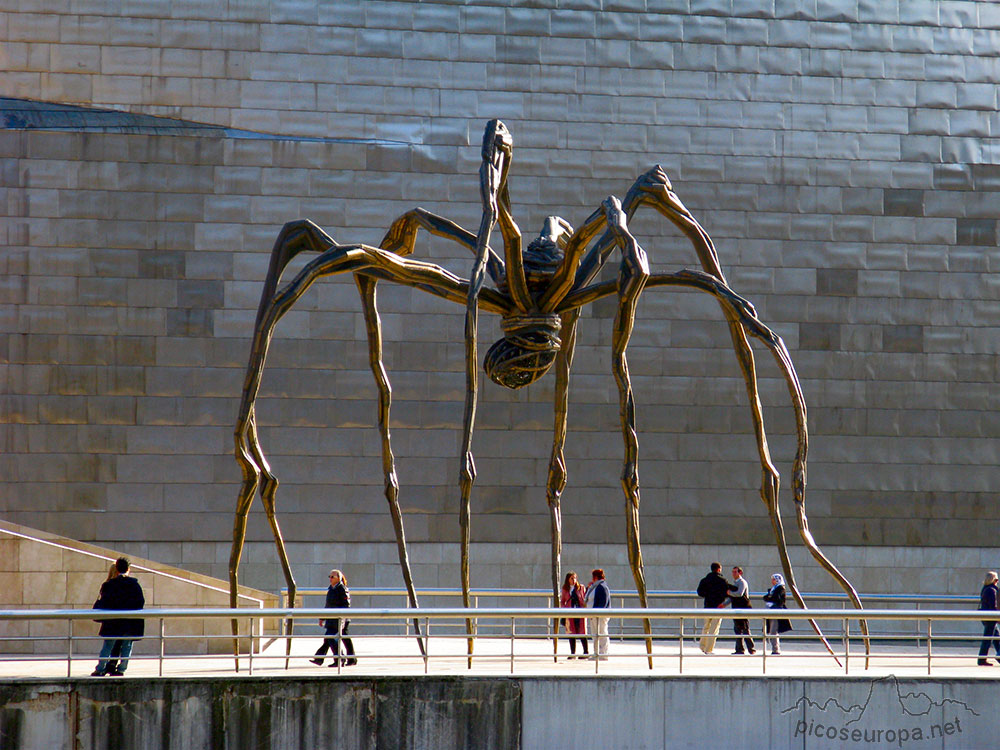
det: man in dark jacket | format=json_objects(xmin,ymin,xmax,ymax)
[
  {"xmin": 696, "ymin": 562, "xmax": 731, "ymax": 654},
  {"xmin": 92, "ymin": 557, "xmax": 145, "ymax": 676}
]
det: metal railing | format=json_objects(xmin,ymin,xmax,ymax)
[
  {"xmin": 0, "ymin": 606, "xmax": 995, "ymax": 678},
  {"xmin": 288, "ymin": 588, "xmax": 983, "ymax": 639},
  {"xmin": 291, "ymin": 587, "xmax": 982, "ymax": 608}
]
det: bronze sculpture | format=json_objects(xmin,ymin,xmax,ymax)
[{"xmin": 230, "ymin": 119, "xmax": 867, "ymax": 667}]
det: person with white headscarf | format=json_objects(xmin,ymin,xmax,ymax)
[
  {"xmin": 762, "ymin": 573, "xmax": 792, "ymax": 654},
  {"xmin": 977, "ymin": 570, "xmax": 1000, "ymax": 666}
]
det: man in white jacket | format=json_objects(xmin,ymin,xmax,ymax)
[{"xmin": 585, "ymin": 568, "xmax": 611, "ymax": 659}]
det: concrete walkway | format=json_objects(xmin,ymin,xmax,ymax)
[{"xmin": 2, "ymin": 633, "xmax": 998, "ymax": 680}]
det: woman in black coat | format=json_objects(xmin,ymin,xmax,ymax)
[
  {"xmin": 977, "ymin": 570, "xmax": 999, "ymax": 666},
  {"xmin": 762, "ymin": 573, "xmax": 792, "ymax": 655},
  {"xmin": 310, "ymin": 569, "xmax": 356, "ymax": 667}
]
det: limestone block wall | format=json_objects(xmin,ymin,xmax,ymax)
[
  {"xmin": 0, "ymin": 521, "xmax": 277, "ymax": 654},
  {"xmin": 2, "ymin": 0, "xmax": 999, "ymax": 595}
]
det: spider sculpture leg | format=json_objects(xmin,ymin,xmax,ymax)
[
  {"xmin": 620, "ymin": 168, "xmax": 868, "ymax": 662},
  {"xmin": 575, "ymin": 185, "xmax": 804, "ymax": 640},
  {"xmin": 600, "ymin": 197, "xmax": 656, "ymax": 668},
  {"xmin": 538, "ymin": 206, "xmax": 620, "ymax": 660},
  {"xmin": 232, "ymin": 230, "xmax": 494, "ymax": 665},
  {"xmin": 562, "ymin": 268, "xmax": 859, "ymax": 665},
  {"xmin": 380, "ymin": 207, "xmax": 505, "ymax": 285},
  {"xmin": 545, "ymin": 308, "xmax": 581, "ymax": 660},
  {"xmin": 454, "ymin": 120, "xmax": 514, "ymax": 666},
  {"xmin": 231, "ymin": 220, "xmax": 339, "ymax": 667},
  {"xmin": 379, "ymin": 200, "xmax": 535, "ymax": 660},
  {"xmin": 373, "ymin": 202, "xmax": 515, "ymax": 659},
  {"xmin": 356, "ymin": 274, "xmax": 427, "ymax": 655},
  {"xmin": 645, "ymin": 271, "xmax": 845, "ymax": 662}
]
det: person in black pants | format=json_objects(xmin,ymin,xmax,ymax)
[
  {"xmin": 977, "ymin": 570, "xmax": 1000, "ymax": 666},
  {"xmin": 728, "ymin": 566, "xmax": 755, "ymax": 655},
  {"xmin": 311, "ymin": 569, "xmax": 357, "ymax": 667},
  {"xmin": 92, "ymin": 557, "xmax": 145, "ymax": 676}
]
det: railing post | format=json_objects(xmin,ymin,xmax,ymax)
[
  {"xmin": 843, "ymin": 617, "xmax": 849, "ymax": 675},
  {"xmin": 761, "ymin": 620, "xmax": 767, "ymax": 675},
  {"xmin": 423, "ymin": 617, "xmax": 429, "ymax": 675},
  {"xmin": 336, "ymin": 619, "xmax": 342, "ymax": 675},
  {"xmin": 926, "ymin": 619, "xmax": 932, "ymax": 676},
  {"xmin": 678, "ymin": 617, "xmax": 683, "ymax": 675},
  {"xmin": 594, "ymin": 616, "xmax": 600, "ymax": 675},
  {"xmin": 159, "ymin": 618, "xmax": 165, "ymax": 677},
  {"xmin": 67, "ymin": 619, "xmax": 73, "ymax": 678},
  {"xmin": 248, "ymin": 617, "xmax": 254, "ymax": 676},
  {"xmin": 509, "ymin": 617, "xmax": 515, "ymax": 675}
]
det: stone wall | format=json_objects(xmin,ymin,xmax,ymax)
[
  {"xmin": 0, "ymin": 676, "xmax": 991, "ymax": 749},
  {"xmin": 2, "ymin": 1, "xmax": 999, "ymax": 596},
  {"xmin": 0, "ymin": 520, "xmax": 277, "ymax": 654}
]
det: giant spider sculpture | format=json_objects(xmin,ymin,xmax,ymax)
[{"xmin": 230, "ymin": 120, "xmax": 867, "ymax": 667}]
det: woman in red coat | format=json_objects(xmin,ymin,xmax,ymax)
[{"xmin": 560, "ymin": 571, "xmax": 589, "ymax": 658}]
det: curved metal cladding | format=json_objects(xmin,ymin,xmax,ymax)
[{"xmin": 2, "ymin": 1, "xmax": 996, "ymax": 600}]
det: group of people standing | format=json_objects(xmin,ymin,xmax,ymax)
[
  {"xmin": 85, "ymin": 560, "xmax": 1000, "ymax": 671},
  {"xmin": 697, "ymin": 562, "xmax": 791, "ymax": 655},
  {"xmin": 559, "ymin": 569, "xmax": 612, "ymax": 660}
]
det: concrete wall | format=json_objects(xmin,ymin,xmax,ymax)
[
  {"xmin": 0, "ymin": 675, "xmax": 990, "ymax": 749},
  {"xmin": 2, "ymin": 0, "xmax": 999, "ymax": 596},
  {"xmin": 0, "ymin": 520, "xmax": 278, "ymax": 654}
]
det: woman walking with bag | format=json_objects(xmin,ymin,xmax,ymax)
[{"xmin": 762, "ymin": 573, "xmax": 792, "ymax": 655}]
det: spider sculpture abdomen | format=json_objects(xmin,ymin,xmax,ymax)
[
  {"xmin": 483, "ymin": 231, "xmax": 566, "ymax": 389},
  {"xmin": 483, "ymin": 312, "xmax": 562, "ymax": 389}
]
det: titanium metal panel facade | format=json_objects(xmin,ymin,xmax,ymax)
[{"xmin": 2, "ymin": 1, "xmax": 998, "ymax": 594}]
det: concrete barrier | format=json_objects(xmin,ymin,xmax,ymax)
[{"xmin": 0, "ymin": 675, "xmax": 991, "ymax": 749}]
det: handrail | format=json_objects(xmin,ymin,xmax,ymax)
[
  {"xmin": 0, "ymin": 524, "xmax": 268, "ymax": 607},
  {"xmin": 0, "ymin": 606, "xmax": 991, "ymax": 678},
  {"xmin": 0, "ymin": 607, "xmax": 988, "ymax": 621},
  {"xmin": 289, "ymin": 587, "xmax": 981, "ymax": 605}
]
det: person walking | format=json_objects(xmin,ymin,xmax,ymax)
[
  {"xmin": 311, "ymin": 569, "xmax": 356, "ymax": 667},
  {"xmin": 585, "ymin": 568, "xmax": 611, "ymax": 659},
  {"xmin": 696, "ymin": 562, "xmax": 730, "ymax": 654},
  {"xmin": 560, "ymin": 571, "xmax": 589, "ymax": 659},
  {"xmin": 728, "ymin": 566, "xmax": 755, "ymax": 655},
  {"xmin": 977, "ymin": 570, "xmax": 1000, "ymax": 666},
  {"xmin": 762, "ymin": 572, "xmax": 792, "ymax": 655},
  {"xmin": 92, "ymin": 557, "xmax": 145, "ymax": 676}
]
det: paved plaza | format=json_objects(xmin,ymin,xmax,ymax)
[{"xmin": 2, "ymin": 633, "xmax": 998, "ymax": 681}]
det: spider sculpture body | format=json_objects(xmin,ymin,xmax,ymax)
[{"xmin": 230, "ymin": 120, "xmax": 867, "ymax": 667}]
